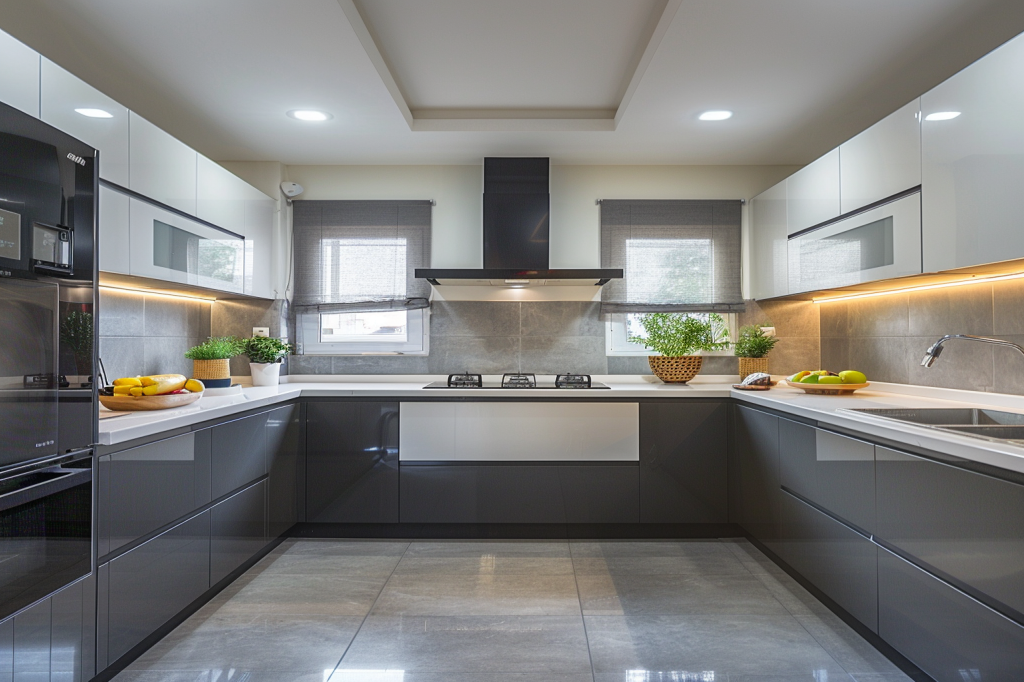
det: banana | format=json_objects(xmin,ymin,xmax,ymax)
[
  {"xmin": 113, "ymin": 377, "xmax": 142, "ymax": 387},
  {"xmin": 140, "ymin": 374, "xmax": 186, "ymax": 387},
  {"xmin": 113, "ymin": 385, "xmax": 134, "ymax": 395},
  {"xmin": 129, "ymin": 387, "xmax": 144, "ymax": 397},
  {"xmin": 184, "ymin": 379, "xmax": 205, "ymax": 393},
  {"xmin": 141, "ymin": 375, "xmax": 187, "ymax": 396}
]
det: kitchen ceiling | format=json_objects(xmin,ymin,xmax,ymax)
[{"xmin": 1, "ymin": 0, "xmax": 1023, "ymax": 165}]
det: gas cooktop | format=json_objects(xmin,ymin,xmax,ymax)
[{"xmin": 423, "ymin": 373, "xmax": 610, "ymax": 389}]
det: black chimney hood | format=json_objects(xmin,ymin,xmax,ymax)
[{"xmin": 416, "ymin": 157, "xmax": 622, "ymax": 286}]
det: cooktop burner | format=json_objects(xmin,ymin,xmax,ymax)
[{"xmin": 424, "ymin": 373, "xmax": 610, "ymax": 390}]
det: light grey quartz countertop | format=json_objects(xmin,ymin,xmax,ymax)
[{"xmin": 97, "ymin": 374, "xmax": 1024, "ymax": 476}]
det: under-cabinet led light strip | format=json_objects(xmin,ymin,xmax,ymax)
[
  {"xmin": 812, "ymin": 271, "xmax": 1024, "ymax": 304},
  {"xmin": 98, "ymin": 285, "xmax": 218, "ymax": 302}
]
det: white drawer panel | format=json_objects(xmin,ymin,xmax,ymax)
[{"xmin": 399, "ymin": 401, "xmax": 639, "ymax": 462}]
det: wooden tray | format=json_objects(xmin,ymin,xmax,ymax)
[
  {"xmin": 783, "ymin": 380, "xmax": 870, "ymax": 395},
  {"xmin": 99, "ymin": 391, "xmax": 202, "ymax": 411}
]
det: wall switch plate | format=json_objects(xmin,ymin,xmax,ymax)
[{"xmin": 253, "ymin": 327, "xmax": 270, "ymax": 338}]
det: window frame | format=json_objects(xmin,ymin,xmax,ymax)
[
  {"xmin": 605, "ymin": 312, "xmax": 736, "ymax": 357},
  {"xmin": 297, "ymin": 308, "xmax": 430, "ymax": 356}
]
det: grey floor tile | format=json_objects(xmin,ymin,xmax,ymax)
[
  {"xmin": 572, "ymin": 542, "xmax": 749, "ymax": 576},
  {"xmin": 576, "ymin": 573, "xmax": 789, "ymax": 616},
  {"xmin": 794, "ymin": 611, "xmax": 906, "ymax": 676},
  {"xmin": 391, "ymin": 675, "xmax": 592, "ymax": 682},
  {"xmin": 406, "ymin": 540, "xmax": 571, "ymax": 558},
  {"xmin": 127, "ymin": 614, "xmax": 362, "ymax": 673},
  {"xmin": 394, "ymin": 555, "xmax": 575, "ymax": 576},
  {"xmin": 728, "ymin": 675, "xmax": 856, "ymax": 682},
  {"xmin": 212, "ymin": 573, "xmax": 387, "ymax": 616},
  {"xmin": 849, "ymin": 674, "xmax": 915, "ymax": 682},
  {"xmin": 337, "ymin": 615, "xmax": 591, "ymax": 674},
  {"xmin": 283, "ymin": 540, "xmax": 411, "ymax": 556},
  {"xmin": 371, "ymin": 573, "xmax": 581, "ymax": 616},
  {"xmin": 571, "ymin": 540, "xmax": 729, "ymax": 558},
  {"xmin": 585, "ymin": 614, "xmax": 850, "ymax": 677},
  {"xmin": 255, "ymin": 552, "xmax": 403, "ymax": 578},
  {"xmin": 113, "ymin": 672, "xmax": 327, "ymax": 682}
]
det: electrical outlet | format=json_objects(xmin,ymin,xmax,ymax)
[{"xmin": 253, "ymin": 327, "xmax": 270, "ymax": 338}]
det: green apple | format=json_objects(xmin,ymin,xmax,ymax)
[
  {"xmin": 839, "ymin": 370, "xmax": 867, "ymax": 384},
  {"xmin": 818, "ymin": 375, "xmax": 842, "ymax": 384},
  {"xmin": 800, "ymin": 374, "xmax": 820, "ymax": 384},
  {"xmin": 788, "ymin": 371, "xmax": 811, "ymax": 382}
]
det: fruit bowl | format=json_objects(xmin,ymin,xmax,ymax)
[
  {"xmin": 783, "ymin": 380, "xmax": 870, "ymax": 396},
  {"xmin": 99, "ymin": 391, "xmax": 203, "ymax": 412}
]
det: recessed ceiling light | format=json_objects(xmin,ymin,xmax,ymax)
[
  {"xmin": 288, "ymin": 110, "xmax": 333, "ymax": 122},
  {"xmin": 75, "ymin": 108, "xmax": 113, "ymax": 118},
  {"xmin": 699, "ymin": 110, "xmax": 733, "ymax": 121},
  {"xmin": 925, "ymin": 111, "xmax": 961, "ymax": 121}
]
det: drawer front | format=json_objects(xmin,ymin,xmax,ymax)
[
  {"xmin": 879, "ymin": 548, "xmax": 1024, "ymax": 681},
  {"xmin": 211, "ymin": 411, "xmax": 269, "ymax": 500},
  {"xmin": 730, "ymin": 405, "xmax": 781, "ymax": 544},
  {"xmin": 211, "ymin": 481, "xmax": 267, "ymax": 585},
  {"xmin": 98, "ymin": 432, "xmax": 209, "ymax": 557},
  {"xmin": 267, "ymin": 404, "xmax": 303, "ymax": 538},
  {"xmin": 775, "ymin": 490, "xmax": 877, "ymax": 632},
  {"xmin": 399, "ymin": 464, "xmax": 639, "ymax": 524},
  {"xmin": 876, "ymin": 446, "xmax": 1024, "ymax": 619},
  {"xmin": 779, "ymin": 420, "xmax": 875, "ymax": 533},
  {"xmin": 105, "ymin": 511, "xmax": 210, "ymax": 666}
]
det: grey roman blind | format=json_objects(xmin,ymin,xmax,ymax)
[
  {"xmin": 293, "ymin": 200, "xmax": 432, "ymax": 313},
  {"xmin": 600, "ymin": 199, "xmax": 744, "ymax": 314}
]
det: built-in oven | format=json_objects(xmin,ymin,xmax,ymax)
[
  {"xmin": 787, "ymin": 191, "xmax": 922, "ymax": 295},
  {"xmin": 0, "ymin": 451, "xmax": 92, "ymax": 622}
]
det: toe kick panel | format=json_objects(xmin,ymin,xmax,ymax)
[{"xmin": 399, "ymin": 402, "xmax": 640, "ymax": 461}]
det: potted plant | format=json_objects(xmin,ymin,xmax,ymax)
[
  {"xmin": 630, "ymin": 313, "xmax": 730, "ymax": 383},
  {"xmin": 184, "ymin": 337, "xmax": 244, "ymax": 388},
  {"xmin": 242, "ymin": 336, "xmax": 292, "ymax": 387},
  {"xmin": 734, "ymin": 323, "xmax": 779, "ymax": 380}
]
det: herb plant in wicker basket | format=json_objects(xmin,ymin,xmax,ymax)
[
  {"xmin": 243, "ymin": 336, "xmax": 292, "ymax": 387},
  {"xmin": 734, "ymin": 323, "xmax": 779, "ymax": 380},
  {"xmin": 630, "ymin": 313, "xmax": 730, "ymax": 383},
  {"xmin": 184, "ymin": 337, "xmax": 244, "ymax": 388}
]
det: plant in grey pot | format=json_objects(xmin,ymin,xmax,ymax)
[
  {"xmin": 630, "ymin": 313, "xmax": 730, "ymax": 383},
  {"xmin": 734, "ymin": 323, "xmax": 779, "ymax": 380},
  {"xmin": 243, "ymin": 336, "xmax": 292, "ymax": 387}
]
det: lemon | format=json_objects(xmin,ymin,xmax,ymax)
[
  {"xmin": 818, "ymin": 375, "xmax": 842, "ymax": 384},
  {"xmin": 839, "ymin": 370, "xmax": 867, "ymax": 384}
]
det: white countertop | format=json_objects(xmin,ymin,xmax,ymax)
[{"xmin": 97, "ymin": 374, "xmax": 1024, "ymax": 476}]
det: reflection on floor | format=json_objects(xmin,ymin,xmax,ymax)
[{"xmin": 112, "ymin": 538, "xmax": 911, "ymax": 682}]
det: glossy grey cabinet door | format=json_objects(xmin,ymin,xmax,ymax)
[
  {"xmin": 879, "ymin": 547, "xmax": 1024, "ymax": 681},
  {"xmin": 306, "ymin": 402, "xmax": 399, "ymax": 523},
  {"xmin": 211, "ymin": 480, "xmax": 268, "ymax": 585},
  {"xmin": 876, "ymin": 446, "xmax": 1024, "ymax": 620},
  {"xmin": 98, "ymin": 431, "xmax": 208, "ymax": 557},
  {"xmin": 560, "ymin": 466, "xmax": 639, "ymax": 523},
  {"xmin": 106, "ymin": 511, "xmax": 210, "ymax": 666},
  {"xmin": 13, "ymin": 598, "xmax": 49, "ymax": 682},
  {"xmin": 639, "ymin": 401, "xmax": 728, "ymax": 523},
  {"xmin": 779, "ymin": 420, "xmax": 875, "ymax": 534},
  {"xmin": 729, "ymin": 405, "xmax": 781, "ymax": 544},
  {"xmin": 775, "ymin": 491, "xmax": 878, "ymax": 632},
  {"xmin": 211, "ymin": 411, "xmax": 269, "ymax": 500},
  {"xmin": 50, "ymin": 579, "xmax": 84, "ymax": 682},
  {"xmin": 0, "ymin": 617, "xmax": 11, "ymax": 682},
  {"xmin": 267, "ymin": 404, "xmax": 302, "ymax": 538}
]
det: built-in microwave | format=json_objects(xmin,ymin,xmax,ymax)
[{"xmin": 787, "ymin": 192, "xmax": 922, "ymax": 295}]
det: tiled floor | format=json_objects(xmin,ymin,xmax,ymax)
[{"xmin": 113, "ymin": 538, "xmax": 912, "ymax": 682}]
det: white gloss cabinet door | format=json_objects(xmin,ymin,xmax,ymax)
[
  {"xmin": 922, "ymin": 33, "xmax": 1024, "ymax": 272},
  {"xmin": 243, "ymin": 189, "xmax": 275, "ymax": 299},
  {"xmin": 840, "ymin": 98, "xmax": 921, "ymax": 213},
  {"xmin": 196, "ymin": 155, "xmax": 246, "ymax": 234},
  {"xmin": 0, "ymin": 30, "xmax": 39, "ymax": 117},
  {"xmin": 40, "ymin": 59, "xmax": 129, "ymax": 186},
  {"xmin": 750, "ymin": 179, "xmax": 788, "ymax": 299},
  {"xmin": 98, "ymin": 186, "xmax": 130, "ymax": 274},
  {"xmin": 787, "ymin": 148, "xmax": 841, "ymax": 235},
  {"xmin": 128, "ymin": 112, "xmax": 197, "ymax": 215}
]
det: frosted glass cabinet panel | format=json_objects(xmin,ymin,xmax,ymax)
[
  {"xmin": 787, "ymin": 149, "xmax": 841, "ymax": 234},
  {"xmin": 0, "ymin": 30, "xmax": 39, "ymax": 117},
  {"xmin": 128, "ymin": 198, "xmax": 243, "ymax": 293},
  {"xmin": 840, "ymin": 99, "xmax": 921, "ymax": 213},
  {"xmin": 129, "ymin": 112, "xmax": 197, "ymax": 215},
  {"xmin": 750, "ymin": 179, "xmax": 789, "ymax": 299},
  {"xmin": 40, "ymin": 59, "xmax": 130, "ymax": 186},
  {"xmin": 922, "ymin": 33, "xmax": 1024, "ymax": 272}
]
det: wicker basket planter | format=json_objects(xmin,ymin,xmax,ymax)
[
  {"xmin": 192, "ymin": 358, "xmax": 231, "ymax": 381},
  {"xmin": 738, "ymin": 356, "xmax": 770, "ymax": 380},
  {"xmin": 648, "ymin": 355, "xmax": 703, "ymax": 383}
]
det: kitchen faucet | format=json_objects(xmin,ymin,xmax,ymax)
[{"xmin": 921, "ymin": 334, "xmax": 1024, "ymax": 367}]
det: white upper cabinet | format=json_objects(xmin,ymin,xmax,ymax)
[
  {"xmin": 0, "ymin": 30, "xmax": 40, "ymax": 117},
  {"xmin": 129, "ymin": 112, "xmax": 197, "ymax": 215},
  {"xmin": 98, "ymin": 186, "xmax": 130, "ymax": 275},
  {"xmin": 749, "ymin": 179, "xmax": 789, "ymax": 299},
  {"xmin": 840, "ymin": 99, "xmax": 921, "ymax": 213},
  {"xmin": 922, "ymin": 33, "xmax": 1024, "ymax": 273},
  {"xmin": 40, "ymin": 59, "xmax": 129, "ymax": 186},
  {"xmin": 787, "ymin": 149, "xmax": 841, "ymax": 235},
  {"xmin": 196, "ymin": 155, "xmax": 248, "ymax": 235},
  {"xmin": 243, "ymin": 186, "xmax": 276, "ymax": 299}
]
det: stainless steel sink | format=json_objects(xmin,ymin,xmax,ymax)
[{"xmin": 848, "ymin": 408, "xmax": 1024, "ymax": 426}]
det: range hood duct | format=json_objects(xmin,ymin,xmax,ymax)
[{"xmin": 416, "ymin": 157, "xmax": 622, "ymax": 286}]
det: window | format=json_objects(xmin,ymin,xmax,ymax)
[
  {"xmin": 299, "ymin": 308, "xmax": 428, "ymax": 355},
  {"xmin": 606, "ymin": 312, "xmax": 736, "ymax": 356}
]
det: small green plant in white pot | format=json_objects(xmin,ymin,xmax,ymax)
[
  {"xmin": 242, "ymin": 337, "xmax": 292, "ymax": 387},
  {"xmin": 630, "ymin": 313, "xmax": 730, "ymax": 383}
]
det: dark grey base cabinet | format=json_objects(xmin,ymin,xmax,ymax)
[
  {"xmin": 306, "ymin": 401, "xmax": 399, "ymax": 523},
  {"xmin": 399, "ymin": 464, "xmax": 639, "ymax": 523},
  {"xmin": 211, "ymin": 481, "xmax": 268, "ymax": 585},
  {"xmin": 879, "ymin": 548, "xmax": 1024, "ymax": 681},
  {"xmin": 639, "ymin": 401, "xmax": 728, "ymax": 523},
  {"xmin": 267, "ymin": 404, "xmax": 303, "ymax": 538},
  {"xmin": 729, "ymin": 404, "xmax": 781, "ymax": 544},
  {"xmin": 211, "ymin": 411, "xmax": 269, "ymax": 499},
  {"xmin": 100, "ymin": 511, "xmax": 211, "ymax": 668}
]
